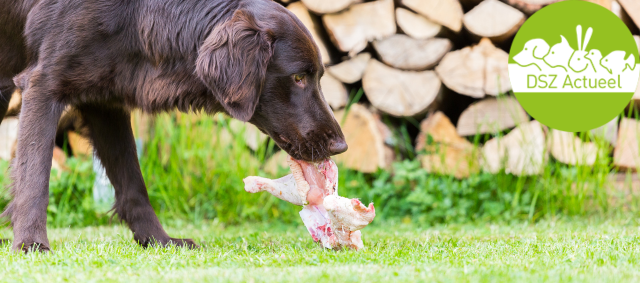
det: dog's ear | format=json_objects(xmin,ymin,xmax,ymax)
[{"xmin": 196, "ymin": 9, "xmax": 274, "ymax": 122}]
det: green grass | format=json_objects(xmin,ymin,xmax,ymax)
[
  {"xmin": 2, "ymin": 219, "xmax": 640, "ymax": 282},
  {"xmin": 1, "ymin": 111, "xmax": 638, "ymax": 228}
]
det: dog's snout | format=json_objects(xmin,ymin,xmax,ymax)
[{"xmin": 329, "ymin": 139, "xmax": 348, "ymax": 155}]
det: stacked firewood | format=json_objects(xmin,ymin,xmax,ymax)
[{"xmin": 275, "ymin": 0, "xmax": 640, "ymax": 176}]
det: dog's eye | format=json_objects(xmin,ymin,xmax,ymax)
[{"xmin": 294, "ymin": 74, "xmax": 306, "ymax": 85}]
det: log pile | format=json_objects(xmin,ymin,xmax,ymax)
[
  {"xmin": 277, "ymin": 0, "xmax": 640, "ymax": 176},
  {"xmin": 2, "ymin": 0, "xmax": 640, "ymax": 179}
]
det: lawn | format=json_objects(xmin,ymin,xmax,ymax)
[{"xmin": 2, "ymin": 219, "xmax": 640, "ymax": 282}]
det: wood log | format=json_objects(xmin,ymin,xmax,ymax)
[
  {"xmin": 589, "ymin": 117, "xmax": 618, "ymax": 146},
  {"xmin": 586, "ymin": 0, "xmax": 612, "ymax": 9},
  {"xmin": 322, "ymin": 0, "xmax": 396, "ymax": 55},
  {"xmin": 435, "ymin": 38, "xmax": 511, "ymax": 98},
  {"xmin": 613, "ymin": 1, "xmax": 639, "ymax": 34},
  {"xmin": 362, "ymin": 59, "xmax": 442, "ymax": 117},
  {"xmin": 326, "ymin": 52, "xmax": 370, "ymax": 84},
  {"xmin": 463, "ymin": 0, "xmax": 525, "ymax": 44},
  {"xmin": 320, "ymin": 72, "xmax": 348, "ymax": 110},
  {"xmin": 332, "ymin": 104, "xmax": 394, "ymax": 173},
  {"xmin": 415, "ymin": 111, "xmax": 479, "ymax": 179},
  {"xmin": 67, "ymin": 131, "xmax": 93, "ymax": 157},
  {"xmin": 0, "ymin": 117, "xmax": 19, "ymax": 161},
  {"xmin": 481, "ymin": 120, "xmax": 547, "ymax": 176},
  {"xmin": 548, "ymin": 130, "xmax": 598, "ymax": 166},
  {"xmin": 5, "ymin": 89, "xmax": 21, "ymax": 117},
  {"xmin": 618, "ymin": 0, "xmax": 640, "ymax": 28},
  {"xmin": 287, "ymin": 2, "xmax": 332, "ymax": 64},
  {"xmin": 456, "ymin": 96, "xmax": 529, "ymax": 136},
  {"xmin": 502, "ymin": 120, "xmax": 547, "ymax": 176},
  {"xmin": 395, "ymin": 8, "xmax": 441, "ymax": 40},
  {"xmin": 614, "ymin": 118, "xmax": 640, "ymax": 169},
  {"xmin": 502, "ymin": 0, "xmax": 560, "ymax": 15},
  {"xmin": 373, "ymin": 35, "xmax": 452, "ymax": 70},
  {"xmin": 400, "ymin": 0, "xmax": 464, "ymax": 32},
  {"xmin": 300, "ymin": 0, "xmax": 357, "ymax": 14}
]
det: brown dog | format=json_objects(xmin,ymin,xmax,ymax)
[{"xmin": 0, "ymin": 0, "xmax": 347, "ymax": 252}]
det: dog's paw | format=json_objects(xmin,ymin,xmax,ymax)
[
  {"xmin": 137, "ymin": 237, "xmax": 200, "ymax": 249},
  {"xmin": 168, "ymin": 238, "xmax": 200, "ymax": 249},
  {"xmin": 17, "ymin": 242, "xmax": 51, "ymax": 254}
]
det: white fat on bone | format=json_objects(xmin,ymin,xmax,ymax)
[{"xmin": 243, "ymin": 156, "xmax": 375, "ymax": 250}]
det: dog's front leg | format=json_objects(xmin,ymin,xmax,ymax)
[
  {"xmin": 77, "ymin": 105, "xmax": 198, "ymax": 249},
  {"xmin": 5, "ymin": 76, "xmax": 64, "ymax": 253}
]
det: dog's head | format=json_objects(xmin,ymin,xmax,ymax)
[{"xmin": 196, "ymin": 0, "xmax": 346, "ymax": 162}]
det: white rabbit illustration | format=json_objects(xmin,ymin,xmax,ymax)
[
  {"xmin": 584, "ymin": 49, "xmax": 609, "ymax": 74},
  {"xmin": 513, "ymin": 38, "xmax": 550, "ymax": 71},
  {"xmin": 568, "ymin": 25, "xmax": 593, "ymax": 73},
  {"xmin": 543, "ymin": 35, "xmax": 574, "ymax": 71},
  {"xmin": 601, "ymin": 51, "xmax": 636, "ymax": 74}
]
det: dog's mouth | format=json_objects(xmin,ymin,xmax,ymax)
[{"xmin": 270, "ymin": 133, "xmax": 332, "ymax": 162}]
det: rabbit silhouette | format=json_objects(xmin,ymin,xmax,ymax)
[
  {"xmin": 568, "ymin": 25, "xmax": 593, "ymax": 73},
  {"xmin": 601, "ymin": 51, "xmax": 636, "ymax": 74},
  {"xmin": 544, "ymin": 35, "xmax": 574, "ymax": 71},
  {"xmin": 585, "ymin": 49, "xmax": 609, "ymax": 74},
  {"xmin": 513, "ymin": 38, "xmax": 550, "ymax": 71}
]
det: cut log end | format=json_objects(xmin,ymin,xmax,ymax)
[
  {"xmin": 323, "ymin": 0, "xmax": 396, "ymax": 54},
  {"xmin": 456, "ymin": 97, "xmax": 529, "ymax": 136},
  {"xmin": 301, "ymin": 0, "xmax": 356, "ymax": 14},
  {"xmin": 327, "ymin": 53, "xmax": 371, "ymax": 84},
  {"xmin": 416, "ymin": 112, "xmax": 479, "ymax": 179},
  {"xmin": 463, "ymin": 0, "xmax": 525, "ymax": 43},
  {"xmin": 548, "ymin": 130, "xmax": 598, "ymax": 166},
  {"xmin": 401, "ymin": 0, "xmax": 464, "ymax": 32},
  {"xmin": 332, "ymin": 104, "xmax": 394, "ymax": 173},
  {"xmin": 395, "ymin": 8, "xmax": 441, "ymax": 40},
  {"xmin": 481, "ymin": 121, "xmax": 547, "ymax": 176},
  {"xmin": 435, "ymin": 38, "xmax": 511, "ymax": 98},
  {"xmin": 363, "ymin": 59, "xmax": 442, "ymax": 117},
  {"xmin": 373, "ymin": 35, "xmax": 451, "ymax": 71},
  {"xmin": 614, "ymin": 118, "xmax": 640, "ymax": 169}
]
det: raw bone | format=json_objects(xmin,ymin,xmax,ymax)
[{"xmin": 243, "ymin": 156, "xmax": 375, "ymax": 250}]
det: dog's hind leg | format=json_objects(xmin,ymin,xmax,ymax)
[
  {"xmin": 77, "ymin": 105, "xmax": 198, "ymax": 249},
  {"xmin": 5, "ymin": 71, "xmax": 64, "ymax": 253}
]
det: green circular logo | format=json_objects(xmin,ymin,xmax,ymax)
[{"xmin": 509, "ymin": 0, "xmax": 638, "ymax": 132}]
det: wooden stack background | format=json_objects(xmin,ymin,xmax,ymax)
[
  {"xmin": 275, "ymin": 0, "xmax": 640, "ymax": 177},
  {"xmin": 2, "ymin": 0, "xmax": 640, "ymax": 178}
]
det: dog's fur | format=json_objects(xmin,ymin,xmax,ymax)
[{"xmin": 0, "ymin": 0, "xmax": 347, "ymax": 252}]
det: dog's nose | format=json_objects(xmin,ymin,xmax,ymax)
[{"xmin": 329, "ymin": 139, "xmax": 348, "ymax": 155}]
